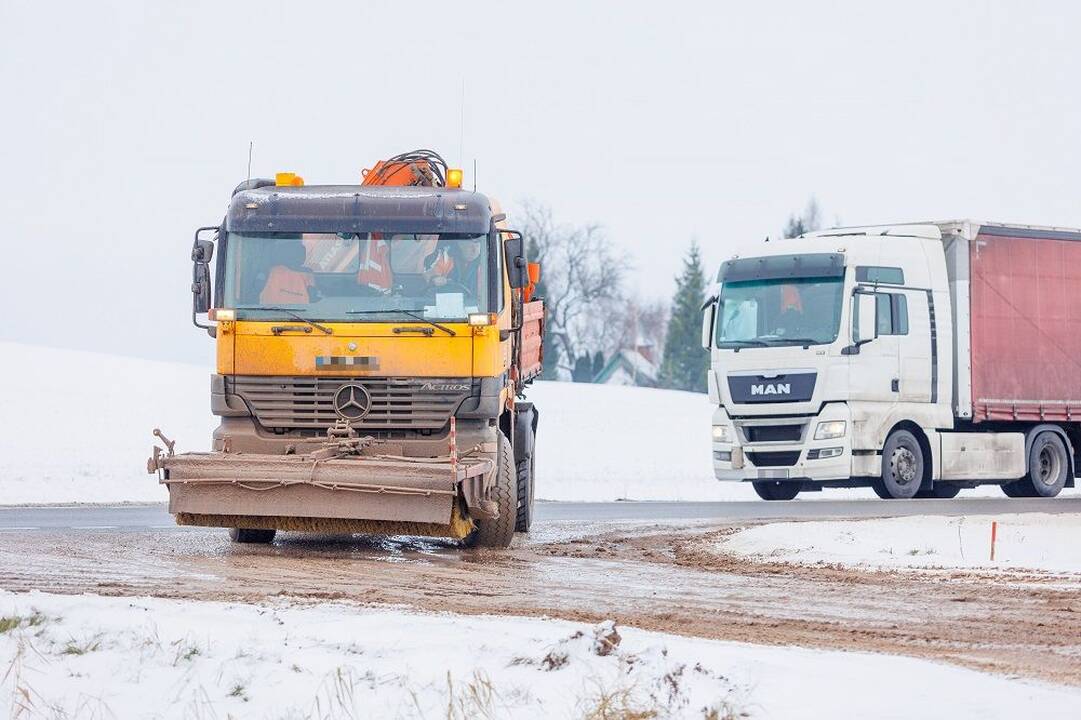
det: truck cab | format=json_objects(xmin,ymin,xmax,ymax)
[{"xmin": 703, "ymin": 222, "xmax": 1078, "ymax": 500}]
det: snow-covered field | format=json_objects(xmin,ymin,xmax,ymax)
[
  {"xmin": 0, "ymin": 341, "xmax": 732, "ymax": 505},
  {"xmin": 2, "ymin": 591, "xmax": 1077, "ymax": 720},
  {"xmin": 2, "ymin": 341, "xmax": 1077, "ymax": 505},
  {"xmin": 718, "ymin": 513, "xmax": 1081, "ymax": 574}
]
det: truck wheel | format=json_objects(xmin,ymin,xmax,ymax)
[
  {"xmin": 514, "ymin": 450, "xmax": 535, "ymax": 533},
  {"xmin": 915, "ymin": 483, "xmax": 961, "ymax": 499},
  {"xmin": 876, "ymin": 430, "xmax": 924, "ymax": 499},
  {"xmin": 1000, "ymin": 480, "xmax": 1033, "ymax": 498},
  {"xmin": 229, "ymin": 528, "xmax": 276, "ymax": 544},
  {"xmin": 1013, "ymin": 432, "xmax": 1069, "ymax": 498},
  {"xmin": 461, "ymin": 431, "xmax": 516, "ymax": 549},
  {"xmin": 752, "ymin": 480, "xmax": 800, "ymax": 501}
]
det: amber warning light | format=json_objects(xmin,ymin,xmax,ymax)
[{"xmin": 446, "ymin": 168, "xmax": 464, "ymax": 189}]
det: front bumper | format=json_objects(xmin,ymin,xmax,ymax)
[{"xmin": 712, "ymin": 403, "xmax": 853, "ymax": 482}]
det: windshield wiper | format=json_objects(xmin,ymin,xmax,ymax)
[
  {"xmin": 719, "ymin": 339, "xmax": 770, "ymax": 348},
  {"xmin": 717, "ymin": 337, "xmax": 769, "ymax": 352},
  {"xmin": 346, "ymin": 308, "xmax": 456, "ymax": 337},
  {"xmin": 236, "ymin": 306, "xmax": 332, "ymax": 335},
  {"xmin": 763, "ymin": 337, "xmax": 820, "ymax": 348}
]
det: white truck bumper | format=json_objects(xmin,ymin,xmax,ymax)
[{"xmin": 711, "ymin": 403, "xmax": 854, "ymax": 483}]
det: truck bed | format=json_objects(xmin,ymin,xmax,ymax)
[{"xmin": 966, "ymin": 223, "xmax": 1081, "ymax": 422}]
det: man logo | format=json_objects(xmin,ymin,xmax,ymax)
[{"xmin": 750, "ymin": 383, "xmax": 791, "ymax": 396}]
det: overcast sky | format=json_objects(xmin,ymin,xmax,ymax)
[{"xmin": 2, "ymin": 1, "xmax": 1079, "ymax": 363}]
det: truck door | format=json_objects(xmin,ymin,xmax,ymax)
[
  {"xmin": 893, "ymin": 290, "xmax": 931, "ymax": 402},
  {"xmin": 849, "ymin": 293, "xmax": 901, "ymax": 401}
]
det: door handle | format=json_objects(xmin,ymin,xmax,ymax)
[{"xmin": 891, "ymin": 378, "xmax": 900, "ymax": 392}]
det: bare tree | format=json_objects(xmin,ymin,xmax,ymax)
[
  {"xmin": 519, "ymin": 202, "xmax": 626, "ymax": 377},
  {"xmin": 783, "ymin": 196, "xmax": 823, "ymax": 238}
]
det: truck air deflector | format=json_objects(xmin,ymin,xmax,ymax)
[
  {"xmin": 225, "ymin": 185, "xmax": 492, "ymax": 235},
  {"xmin": 719, "ymin": 254, "xmax": 844, "ymax": 283}
]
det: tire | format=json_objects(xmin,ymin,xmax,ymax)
[
  {"xmin": 915, "ymin": 483, "xmax": 962, "ymax": 499},
  {"xmin": 870, "ymin": 481, "xmax": 893, "ymax": 499},
  {"xmin": 1000, "ymin": 480, "xmax": 1033, "ymax": 498},
  {"xmin": 877, "ymin": 430, "xmax": 925, "ymax": 499},
  {"xmin": 461, "ymin": 431, "xmax": 517, "ymax": 549},
  {"xmin": 752, "ymin": 480, "xmax": 801, "ymax": 501},
  {"xmin": 515, "ymin": 450, "xmax": 535, "ymax": 533},
  {"xmin": 1010, "ymin": 432, "xmax": 1069, "ymax": 498},
  {"xmin": 229, "ymin": 527, "xmax": 276, "ymax": 544}
]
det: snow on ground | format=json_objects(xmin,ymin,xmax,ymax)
[
  {"xmin": 2, "ymin": 592, "xmax": 1078, "ymax": 720},
  {"xmin": 2, "ymin": 341, "xmax": 1077, "ymax": 505},
  {"xmin": 719, "ymin": 513, "xmax": 1081, "ymax": 574}
]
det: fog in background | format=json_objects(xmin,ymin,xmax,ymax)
[{"xmin": 2, "ymin": 1, "xmax": 1079, "ymax": 364}]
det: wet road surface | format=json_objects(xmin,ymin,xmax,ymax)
[
  {"xmin": 3, "ymin": 495, "xmax": 1080, "ymax": 532},
  {"xmin": 0, "ymin": 505, "xmax": 1078, "ymax": 686}
]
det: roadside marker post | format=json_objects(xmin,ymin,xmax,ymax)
[{"xmin": 990, "ymin": 520, "xmax": 998, "ymax": 561}]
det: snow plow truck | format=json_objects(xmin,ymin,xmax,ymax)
[{"xmin": 149, "ymin": 150, "xmax": 544, "ymax": 548}]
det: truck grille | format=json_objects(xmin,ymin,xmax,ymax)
[
  {"xmin": 746, "ymin": 451, "xmax": 801, "ymax": 467},
  {"xmin": 227, "ymin": 376, "xmax": 471, "ymax": 430},
  {"xmin": 743, "ymin": 425, "xmax": 802, "ymax": 443}
]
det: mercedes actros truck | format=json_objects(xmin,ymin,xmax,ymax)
[{"xmin": 702, "ymin": 220, "xmax": 1081, "ymax": 500}]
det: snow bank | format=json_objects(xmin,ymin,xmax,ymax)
[
  {"xmin": 2, "ymin": 592, "xmax": 1077, "ymax": 719},
  {"xmin": 3, "ymin": 341, "xmax": 1075, "ymax": 505},
  {"xmin": 0, "ymin": 343, "xmax": 214, "ymax": 504},
  {"xmin": 0, "ymin": 341, "xmax": 733, "ymax": 504},
  {"xmin": 719, "ymin": 513, "xmax": 1081, "ymax": 574}
]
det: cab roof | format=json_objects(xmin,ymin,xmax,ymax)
[{"xmin": 225, "ymin": 184, "xmax": 493, "ymax": 235}]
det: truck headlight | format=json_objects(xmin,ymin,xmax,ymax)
[
  {"xmin": 712, "ymin": 425, "xmax": 732, "ymax": 443},
  {"xmin": 814, "ymin": 420, "xmax": 847, "ymax": 440}
]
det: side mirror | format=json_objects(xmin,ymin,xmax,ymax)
[
  {"xmin": 191, "ymin": 226, "xmax": 219, "ymax": 334},
  {"xmin": 192, "ymin": 238, "xmax": 214, "ymax": 263},
  {"xmin": 854, "ymin": 291, "xmax": 878, "ymax": 344},
  {"xmin": 192, "ymin": 262, "xmax": 212, "ymax": 314},
  {"xmin": 700, "ymin": 297, "xmax": 717, "ymax": 349},
  {"xmin": 502, "ymin": 231, "xmax": 529, "ymax": 289}
]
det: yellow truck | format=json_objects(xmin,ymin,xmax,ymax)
[{"xmin": 149, "ymin": 150, "xmax": 544, "ymax": 548}]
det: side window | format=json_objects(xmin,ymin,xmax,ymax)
[
  {"xmin": 856, "ymin": 266, "xmax": 905, "ymax": 285},
  {"xmin": 875, "ymin": 293, "xmax": 909, "ymax": 336}
]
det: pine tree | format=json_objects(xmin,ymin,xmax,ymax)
[{"xmin": 658, "ymin": 242, "xmax": 709, "ymax": 392}]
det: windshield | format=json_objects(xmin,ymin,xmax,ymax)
[
  {"xmin": 221, "ymin": 232, "xmax": 492, "ymax": 321},
  {"xmin": 715, "ymin": 276, "xmax": 844, "ymax": 348}
]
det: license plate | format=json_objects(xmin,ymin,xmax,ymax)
[{"xmin": 757, "ymin": 469, "xmax": 790, "ymax": 480}]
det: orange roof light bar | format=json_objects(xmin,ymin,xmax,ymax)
[
  {"xmin": 446, "ymin": 168, "xmax": 464, "ymax": 189},
  {"xmin": 275, "ymin": 172, "xmax": 305, "ymax": 187}
]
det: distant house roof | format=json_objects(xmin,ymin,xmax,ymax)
[{"xmin": 594, "ymin": 348, "xmax": 659, "ymax": 387}]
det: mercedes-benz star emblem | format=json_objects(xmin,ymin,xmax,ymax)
[{"xmin": 333, "ymin": 383, "xmax": 372, "ymax": 422}]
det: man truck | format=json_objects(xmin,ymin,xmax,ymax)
[
  {"xmin": 702, "ymin": 220, "xmax": 1081, "ymax": 500},
  {"xmin": 149, "ymin": 150, "xmax": 544, "ymax": 547}
]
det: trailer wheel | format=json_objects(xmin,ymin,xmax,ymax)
[
  {"xmin": 915, "ymin": 483, "xmax": 961, "ymax": 499},
  {"xmin": 1013, "ymin": 432, "xmax": 1069, "ymax": 498},
  {"xmin": 228, "ymin": 528, "xmax": 276, "ymax": 544},
  {"xmin": 752, "ymin": 480, "xmax": 801, "ymax": 501},
  {"xmin": 461, "ymin": 431, "xmax": 516, "ymax": 549},
  {"xmin": 515, "ymin": 450, "xmax": 535, "ymax": 532},
  {"xmin": 875, "ymin": 430, "xmax": 924, "ymax": 499}
]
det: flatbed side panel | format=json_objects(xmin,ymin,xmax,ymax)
[
  {"xmin": 970, "ymin": 230, "xmax": 1081, "ymax": 422},
  {"xmin": 519, "ymin": 300, "xmax": 545, "ymax": 382}
]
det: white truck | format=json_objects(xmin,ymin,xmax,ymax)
[{"xmin": 702, "ymin": 221, "xmax": 1081, "ymax": 500}]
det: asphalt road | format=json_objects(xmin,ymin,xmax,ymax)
[{"xmin": 1, "ymin": 496, "xmax": 1079, "ymax": 532}]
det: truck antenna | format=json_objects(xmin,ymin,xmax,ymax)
[
  {"xmin": 458, "ymin": 79, "xmax": 466, "ymax": 168},
  {"xmin": 473, "ymin": 158, "xmax": 477, "ymax": 192},
  {"xmin": 246, "ymin": 141, "xmax": 254, "ymax": 187}
]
